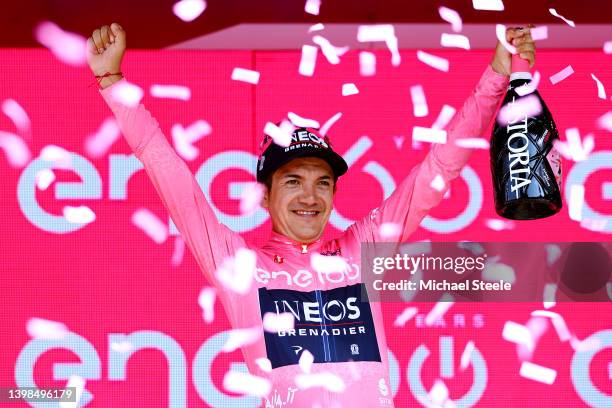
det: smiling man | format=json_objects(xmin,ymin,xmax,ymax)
[{"xmin": 87, "ymin": 22, "xmax": 535, "ymax": 407}]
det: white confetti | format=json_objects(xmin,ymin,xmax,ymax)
[
  {"xmin": 530, "ymin": 26, "xmax": 548, "ymax": 41},
  {"xmin": 319, "ymin": 112, "xmax": 342, "ymax": 136},
  {"xmin": 460, "ymin": 341, "xmax": 475, "ymax": 371},
  {"xmin": 59, "ymin": 375, "xmax": 86, "ymax": 408},
  {"xmin": 570, "ymin": 335, "xmax": 602, "ymax": 352},
  {"xmin": 63, "ymin": 206, "xmax": 96, "ymax": 224},
  {"xmin": 222, "ymin": 327, "xmax": 262, "ymax": 352},
  {"xmin": 264, "ymin": 121, "xmax": 293, "ymax": 147},
  {"xmin": 40, "ymin": 145, "xmax": 72, "ymax": 169},
  {"xmin": 430, "ymin": 174, "xmax": 446, "ymax": 192},
  {"xmin": 472, "ymin": 0, "xmax": 504, "ymax": 11},
  {"xmin": 299, "ymin": 45, "xmax": 318, "ymax": 76},
  {"xmin": 417, "ymin": 50, "xmax": 449, "ymax": 72},
  {"xmin": 483, "ymin": 262, "xmax": 516, "ymax": 283},
  {"xmin": 85, "ymin": 118, "xmax": 121, "ymax": 158},
  {"xmin": 568, "ymin": 184, "xmax": 585, "ymax": 222},
  {"xmin": 239, "ymin": 182, "xmax": 265, "ymax": 215},
  {"xmin": 517, "ymin": 317, "xmax": 548, "ymax": 361},
  {"xmin": 311, "ymin": 253, "xmax": 351, "ymax": 274},
  {"xmin": 2, "ymin": 99, "xmax": 31, "ymax": 133},
  {"xmin": 441, "ymin": 33, "xmax": 470, "ymax": 50},
  {"xmin": 545, "ymin": 244, "xmax": 562, "ymax": 266},
  {"xmin": 35, "ymin": 21, "xmax": 87, "ymax": 66},
  {"xmin": 429, "ymin": 379, "xmax": 449, "ymax": 405},
  {"xmin": 110, "ymin": 81, "xmax": 144, "ymax": 107},
  {"xmin": 438, "ymin": 6, "xmax": 462, "ymax": 32},
  {"xmin": 410, "ymin": 85, "xmax": 428, "ymax": 117},
  {"xmin": 299, "ymin": 349, "xmax": 314, "ymax": 373},
  {"xmin": 605, "ymin": 41, "xmax": 612, "ymax": 54},
  {"xmin": 110, "ymin": 341, "xmax": 133, "ymax": 353},
  {"xmin": 432, "ymin": 105, "xmax": 456, "ymax": 130},
  {"xmin": 495, "ymin": 24, "xmax": 516, "ymax": 55},
  {"xmin": 454, "ymin": 138, "xmax": 489, "ymax": 149},
  {"xmin": 172, "ymin": 120, "xmax": 212, "ymax": 161},
  {"xmin": 580, "ymin": 217, "xmax": 608, "ymax": 232},
  {"xmin": 255, "ymin": 358, "xmax": 272, "ymax": 373},
  {"xmin": 394, "ymin": 307, "xmax": 418, "ymax": 327},
  {"xmin": 531, "ymin": 310, "xmax": 571, "ymax": 342},
  {"xmin": 379, "ymin": 222, "xmax": 401, "ymax": 240},
  {"xmin": 543, "ymin": 283, "xmax": 557, "ymax": 308},
  {"xmin": 590, "ymin": 73, "xmax": 607, "ymax": 99},
  {"xmin": 357, "ymin": 25, "xmax": 401, "ymax": 66},
  {"xmin": 549, "ymin": 65, "xmax": 574, "ymax": 85},
  {"xmin": 485, "ymin": 218, "xmax": 515, "ymax": 231},
  {"xmin": 173, "ymin": 0, "xmax": 207, "ymax": 22},
  {"xmin": 35, "ymin": 169, "xmax": 55, "ymax": 190},
  {"xmin": 412, "ymin": 126, "xmax": 447, "ymax": 144},
  {"xmin": 263, "ymin": 312, "xmax": 295, "ymax": 333},
  {"xmin": 549, "ymin": 8, "xmax": 575, "ymax": 28},
  {"xmin": 223, "ymin": 370, "xmax": 271, "ymax": 397},
  {"xmin": 359, "ymin": 51, "xmax": 376, "ymax": 76},
  {"xmin": 198, "ymin": 286, "xmax": 216, "ymax": 324},
  {"xmin": 132, "ymin": 208, "xmax": 168, "ymax": 244},
  {"xmin": 26, "ymin": 318, "xmax": 69, "ymax": 340},
  {"xmin": 150, "ymin": 84, "xmax": 191, "ymax": 101},
  {"xmin": 393, "ymin": 135, "xmax": 405, "ymax": 149},
  {"xmin": 503, "ymin": 321, "xmax": 534, "ymax": 351},
  {"xmin": 231, "ymin": 67, "xmax": 260, "ymax": 85},
  {"xmin": 171, "ymin": 236, "xmax": 185, "ymax": 267},
  {"xmin": 554, "ymin": 128, "xmax": 594, "ymax": 162},
  {"xmin": 288, "ymin": 112, "xmax": 320, "ymax": 129},
  {"xmin": 216, "ymin": 248, "xmax": 257, "ymax": 295},
  {"xmin": 342, "ymin": 83, "xmax": 359, "ymax": 96},
  {"xmin": 515, "ymin": 71, "xmax": 541, "ymax": 97},
  {"xmin": 520, "ymin": 361, "xmax": 557, "ymax": 384},
  {"xmin": 458, "ymin": 241, "xmax": 485, "ymax": 256},
  {"xmin": 309, "ymin": 23, "xmax": 325, "ymax": 33},
  {"xmin": 425, "ymin": 300, "xmax": 454, "ymax": 326},
  {"xmin": 304, "ymin": 0, "xmax": 321, "ymax": 15},
  {"xmin": 295, "ymin": 372, "xmax": 346, "ymax": 393},
  {"xmin": 496, "ymin": 95, "xmax": 542, "ymax": 126},
  {"xmin": 0, "ymin": 131, "xmax": 31, "ymax": 168},
  {"xmin": 597, "ymin": 111, "xmax": 612, "ymax": 132}
]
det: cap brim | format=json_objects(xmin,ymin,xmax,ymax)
[{"xmin": 257, "ymin": 146, "xmax": 348, "ymax": 182}]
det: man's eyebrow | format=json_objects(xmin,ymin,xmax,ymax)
[{"xmin": 282, "ymin": 173, "xmax": 303, "ymax": 179}]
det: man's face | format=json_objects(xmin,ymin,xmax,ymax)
[{"xmin": 262, "ymin": 157, "xmax": 335, "ymax": 243}]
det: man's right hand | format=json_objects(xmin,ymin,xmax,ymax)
[{"xmin": 87, "ymin": 23, "xmax": 126, "ymax": 89}]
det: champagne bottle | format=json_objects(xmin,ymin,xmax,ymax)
[{"xmin": 490, "ymin": 54, "xmax": 562, "ymax": 220}]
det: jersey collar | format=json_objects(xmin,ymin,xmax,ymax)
[{"xmin": 268, "ymin": 230, "xmax": 323, "ymax": 254}]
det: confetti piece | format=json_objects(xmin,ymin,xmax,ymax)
[
  {"xmin": 309, "ymin": 23, "xmax": 325, "ymax": 33},
  {"xmin": 532, "ymin": 311, "xmax": 571, "ymax": 342},
  {"xmin": 417, "ymin": 50, "xmax": 449, "ymax": 72},
  {"xmin": 580, "ymin": 217, "xmax": 608, "ymax": 232},
  {"xmin": 263, "ymin": 312, "xmax": 295, "ymax": 333},
  {"xmin": 304, "ymin": 0, "xmax": 321, "ymax": 15},
  {"xmin": 85, "ymin": 118, "xmax": 121, "ymax": 158},
  {"xmin": 485, "ymin": 218, "xmax": 515, "ymax": 231},
  {"xmin": 483, "ymin": 262, "xmax": 516, "ymax": 283},
  {"xmin": 545, "ymin": 244, "xmax": 562, "ymax": 266},
  {"xmin": 239, "ymin": 182, "xmax": 265, "ymax": 215},
  {"xmin": 543, "ymin": 283, "xmax": 557, "ymax": 308},
  {"xmin": 171, "ymin": 236, "xmax": 185, "ymax": 267},
  {"xmin": 377, "ymin": 222, "xmax": 401, "ymax": 240},
  {"xmin": 410, "ymin": 85, "xmax": 428, "ymax": 117},
  {"xmin": 223, "ymin": 370, "xmax": 271, "ymax": 397},
  {"xmin": 432, "ymin": 105, "xmax": 456, "ymax": 130},
  {"xmin": 35, "ymin": 169, "xmax": 55, "ymax": 190},
  {"xmin": 425, "ymin": 300, "xmax": 454, "ymax": 327},
  {"xmin": 222, "ymin": 327, "xmax": 262, "ymax": 352},
  {"xmin": 429, "ymin": 379, "xmax": 449, "ymax": 405},
  {"xmin": 26, "ymin": 318, "xmax": 69, "ymax": 340},
  {"xmin": 319, "ymin": 112, "xmax": 342, "ymax": 136},
  {"xmin": 110, "ymin": 81, "xmax": 144, "ymax": 107},
  {"xmin": 549, "ymin": 8, "xmax": 575, "ymax": 28},
  {"xmin": 216, "ymin": 248, "xmax": 257, "ymax": 295},
  {"xmin": 2, "ymin": 99, "xmax": 31, "ymax": 133},
  {"xmin": 520, "ymin": 361, "xmax": 557, "ymax": 384},
  {"xmin": 412, "ymin": 126, "xmax": 447, "ymax": 144},
  {"xmin": 530, "ymin": 26, "xmax": 548, "ymax": 41},
  {"xmin": 173, "ymin": 0, "xmax": 207, "ymax": 22},
  {"xmin": 0, "ymin": 131, "xmax": 31, "ymax": 168},
  {"xmin": 472, "ymin": 0, "xmax": 504, "ymax": 11},
  {"xmin": 554, "ymin": 128, "xmax": 594, "ymax": 162},
  {"xmin": 438, "ymin": 6, "xmax": 462, "ymax": 32},
  {"xmin": 394, "ymin": 307, "xmax": 418, "ymax": 327},
  {"xmin": 517, "ymin": 317, "xmax": 548, "ymax": 361},
  {"xmin": 495, "ymin": 24, "xmax": 516, "ymax": 55},
  {"xmin": 255, "ymin": 358, "xmax": 272, "ymax": 373},
  {"xmin": 515, "ymin": 71, "xmax": 541, "ymax": 96},
  {"xmin": 295, "ymin": 372, "xmax": 346, "ymax": 393},
  {"xmin": 231, "ymin": 67, "xmax": 260, "ymax": 84},
  {"xmin": 568, "ymin": 184, "xmax": 585, "ymax": 221},
  {"xmin": 357, "ymin": 25, "xmax": 401, "ymax": 66},
  {"xmin": 312, "ymin": 35, "xmax": 348, "ymax": 65},
  {"xmin": 454, "ymin": 138, "xmax": 489, "ymax": 149},
  {"xmin": 34, "ymin": 21, "xmax": 87, "ymax": 66},
  {"xmin": 40, "ymin": 145, "xmax": 72, "ymax": 169},
  {"xmin": 342, "ymin": 83, "xmax": 359, "ymax": 96},
  {"xmin": 110, "ymin": 341, "xmax": 133, "ymax": 353},
  {"xmin": 590, "ymin": 73, "xmax": 607, "ymax": 99},
  {"xmin": 503, "ymin": 321, "xmax": 534, "ymax": 350},
  {"xmin": 549, "ymin": 65, "xmax": 574, "ymax": 85},
  {"xmin": 458, "ymin": 242, "xmax": 485, "ymax": 256},
  {"xmin": 605, "ymin": 41, "xmax": 612, "ymax": 54},
  {"xmin": 496, "ymin": 95, "xmax": 542, "ymax": 125},
  {"xmin": 393, "ymin": 135, "xmax": 405, "ymax": 149},
  {"xmin": 460, "ymin": 341, "xmax": 475, "ymax": 371},
  {"xmin": 441, "ymin": 33, "xmax": 470, "ymax": 50},
  {"xmin": 430, "ymin": 174, "xmax": 445, "ymax": 192},
  {"xmin": 172, "ymin": 120, "xmax": 212, "ymax": 161},
  {"xmin": 597, "ymin": 111, "xmax": 612, "ymax": 132},
  {"xmin": 59, "ymin": 375, "xmax": 86, "ymax": 408},
  {"xmin": 63, "ymin": 206, "xmax": 96, "ymax": 224},
  {"xmin": 132, "ymin": 208, "xmax": 168, "ymax": 244},
  {"xmin": 359, "ymin": 51, "xmax": 376, "ymax": 76},
  {"xmin": 264, "ymin": 121, "xmax": 293, "ymax": 147},
  {"xmin": 150, "ymin": 84, "xmax": 191, "ymax": 101},
  {"xmin": 299, "ymin": 45, "xmax": 318, "ymax": 76},
  {"xmin": 288, "ymin": 112, "xmax": 320, "ymax": 129},
  {"xmin": 299, "ymin": 349, "xmax": 314, "ymax": 373},
  {"xmin": 310, "ymin": 253, "xmax": 351, "ymax": 275},
  {"xmin": 570, "ymin": 335, "xmax": 602, "ymax": 351},
  {"xmin": 198, "ymin": 286, "xmax": 216, "ymax": 324}
]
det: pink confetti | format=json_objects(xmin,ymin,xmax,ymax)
[
  {"xmin": 34, "ymin": 21, "xmax": 87, "ymax": 66},
  {"xmin": 542, "ymin": 283, "xmax": 557, "ymax": 308},
  {"xmin": 568, "ymin": 184, "xmax": 585, "ymax": 221},
  {"xmin": 485, "ymin": 218, "xmax": 515, "ymax": 231},
  {"xmin": 495, "ymin": 24, "xmax": 516, "ymax": 55},
  {"xmin": 264, "ymin": 121, "xmax": 293, "ymax": 147},
  {"xmin": 308, "ymin": 23, "xmax": 325, "ymax": 33},
  {"xmin": 171, "ymin": 236, "xmax": 185, "ymax": 267},
  {"xmin": 605, "ymin": 41, "xmax": 612, "ymax": 54},
  {"xmin": 597, "ymin": 111, "xmax": 612, "ymax": 132},
  {"xmin": 216, "ymin": 248, "xmax": 257, "ymax": 294},
  {"xmin": 549, "ymin": 8, "xmax": 575, "ymax": 28},
  {"xmin": 425, "ymin": 301, "xmax": 454, "ymax": 326},
  {"xmin": 460, "ymin": 341, "xmax": 475, "ymax": 371},
  {"xmin": 2, "ymin": 99, "xmax": 31, "ymax": 133},
  {"xmin": 110, "ymin": 81, "xmax": 144, "ymax": 107},
  {"xmin": 295, "ymin": 372, "xmax": 346, "ymax": 393},
  {"xmin": 172, "ymin": 120, "xmax": 212, "ymax": 161},
  {"xmin": 288, "ymin": 112, "xmax": 320, "ymax": 128},
  {"xmin": 440, "ymin": 33, "xmax": 470, "ymax": 50},
  {"xmin": 412, "ymin": 126, "xmax": 447, "ymax": 144},
  {"xmin": 517, "ymin": 317, "xmax": 548, "ymax": 361},
  {"xmin": 223, "ymin": 370, "xmax": 271, "ymax": 397},
  {"xmin": 438, "ymin": 6, "xmax": 462, "ymax": 32},
  {"xmin": 554, "ymin": 127, "xmax": 594, "ymax": 162},
  {"xmin": 515, "ymin": 71, "xmax": 541, "ymax": 96},
  {"xmin": 359, "ymin": 51, "xmax": 376, "ymax": 76},
  {"xmin": 132, "ymin": 208, "xmax": 168, "ymax": 244},
  {"xmin": 310, "ymin": 253, "xmax": 350, "ymax": 275},
  {"xmin": 357, "ymin": 25, "xmax": 401, "ymax": 66},
  {"xmin": 549, "ymin": 65, "xmax": 574, "ymax": 85},
  {"xmin": 239, "ymin": 182, "xmax": 265, "ymax": 215},
  {"xmin": 35, "ymin": 169, "xmax": 55, "ymax": 190},
  {"xmin": 299, "ymin": 45, "xmax": 318, "ymax": 77},
  {"xmin": 26, "ymin": 318, "xmax": 69, "ymax": 340},
  {"xmin": 198, "ymin": 286, "xmax": 216, "ymax": 324},
  {"xmin": 63, "ymin": 206, "xmax": 96, "ymax": 224},
  {"xmin": 298, "ymin": 349, "xmax": 314, "ymax": 373},
  {"xmin": 110, "ymin": 341, "xmax": 133, "ymax": 353},
  {"xmin": 503, "ymin": 321, "xmax": 534, "ymax": 351},
  {"xmin": 319, "ymin": 112, "xmax": 342, "ymax": 136},
  {"xmin": 0, "ymin": 131, "xmax": 31, "ymax": 168},
  {"xmin": 85, "ymin": 118, "xmax": 121, "ymax": 158},
  {"xmin": 417, "ymin": 50, "xmax": 449, "ymax": 72},
  {"xmin": 496, "ymin": 95, "xmax": 542, "ymax": 126},
  {"xmin": 410, "ymin": 85, "xmax": 428, "ymax": 117},
  {"xmin": 393, "ymin": 135, "xmax": 405, "ymax": 149},
  {"xmin": 60, "ymin": 375, "xmax": 85, "ymax": 408},
  {"xmin": 40, "ymin": 145, "xmax": 72, "ymax": 169},
  {"xmin": 342, "ymin": 83, "xmax": 359, "ymax": 96},
  {"xmin": 531, "ymin": 311, "xmax": 571, "ymax": 342},
  {"xmin": 312, "ymin": 35, "xmax": 348, "ymax": 65},
  {"xmin": 262, "ymin": 312, "xmax": 295, "ymax": 333},
  {"xmin": 379, "ymin": 222, "xmax": 401, "ymax": 240},
  {"xmin": 432, "ymin": 105, "xmax": 456, "ymax": 130},
  {"xmin": 394, "ymin": 307, "xmax": 418, "ymax": 327},
  {"xmin": 472, "ymin": 0, "xmax": 504, "ymax": 11},
  {"xmin": 590, "ymin": 73, "xmax": 607, "ymax": 99},
  {"xmin": 531, "ymin": 26, "xmax": 548, "ymax": 41},
  {"xmin": 454, "ymin": 138, "xmax": 489, "ymax": 149},
  {"xmin": 222, "ymin": 327, "xmax": 262, "ymax": 352},
  {"xmin": 231, "ymin": 67, "xmax": 260, "ymax": 85},
  {"xmin": 304, "ymin": 0, "xmax": 321, "ymax": 15},
  {"xmin": 519, "ymin": 362, "xmax": 557, "ymax": 384},
  {"xmin": 150, "ymin": 84, "xmax": 191, "ymax": 101},
  {"xmin": 173, "ymin": 0, "xmax": 207, "ymax": 22},
  {"xmin": 255, "ymin": 358, "xmax": 272, "ymax": 373},
  {"xmin": 430, "ymin": 174, "xmax": 446, "ymax": 192}
]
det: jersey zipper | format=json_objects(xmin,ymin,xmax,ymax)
[{"xmin": 315, "ymin": 289, "xmax": 331, "ymax": 362}]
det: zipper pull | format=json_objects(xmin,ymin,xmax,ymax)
[{"xmin": 301, "ymin": 244, "xmax": 308, "ymax": 254}]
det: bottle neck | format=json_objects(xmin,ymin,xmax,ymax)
[{"xmin": 510, "ymin": 72, "xmax": 533, "ymax": 82}]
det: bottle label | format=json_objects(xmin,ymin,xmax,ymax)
[{"xmin": 547, "ymin": 146, "xmax": 562, "ymax": 191}]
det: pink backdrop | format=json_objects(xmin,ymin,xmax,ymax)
[{"xmin": 1, "ymin": 49, "xmax": 611, "ymax": 407}]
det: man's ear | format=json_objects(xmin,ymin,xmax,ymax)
[{"xmin": 261, "ymin": 186, "xmax": 269, "ymax": 209}]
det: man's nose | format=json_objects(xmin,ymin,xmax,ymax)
[{"xmin": 297, "ymin": 184, "xmax": 318, "ymax": 205}]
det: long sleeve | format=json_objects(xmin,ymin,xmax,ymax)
[{"xmin": 347, "ymin": 65, "xmax": 508, "ymax": 243}]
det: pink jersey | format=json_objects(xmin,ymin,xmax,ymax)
[{"xmin": 100, "ymin": 66, "xmax": 507, "ymax": 407}]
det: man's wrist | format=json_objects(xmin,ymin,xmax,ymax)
[{"xmin": 95, "ymin": 71, "xmax": 124, "ymax": 89}]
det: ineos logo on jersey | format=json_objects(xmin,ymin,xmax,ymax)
[{"xmin": 273, "ymin": 297, "xmax": 361, "ymax": 323}]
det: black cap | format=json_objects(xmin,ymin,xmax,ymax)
[{"xmin": 256, "ymin": 127, "xmax": 348, "ymax": 183}]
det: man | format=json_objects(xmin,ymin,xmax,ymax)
[{"xmin": 87, "ymin": 23, "xmax": 535, "ymax": 407}]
